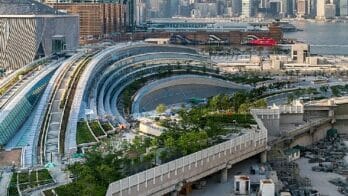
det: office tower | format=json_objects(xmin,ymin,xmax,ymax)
[
  {"xmin": 223, "ymin": 0, "xmax": 233, "ymax": 16},
  {"xmin": 52, "ymin": 3, "xmax": 127, "ymax": 42},
  {"xmin": 242, "ymin": 0, "xmax": 252, "ymax": 17},
  {"xmin": 259, "ymin": 0, "xmax": 268, "ymax": 9},
  {"xmin": 144, "ymin": 0, "xmax": 170, "ymax": 18},
  {"xmin": 287, "ymin": 0, "xmax": 296, "ymax": 16},
  {"xmin": 316, "ymin": 0, "xmax": 326, "ymax": 19},
  {"xmin": 297, "ymin": 0, "xmax": 310, "ymax": 17},
  {"xmin": 232, "ymin": 0, "xmax": 242, "ymax": 16},
  {"xmin": 339, "ymin": 0, "xmax": 348, "ymax": 16},
  {"xmin": 178, "ymin": 0, "xmax": 192, "ymax": 16},
  {"xmin": 136, "ymin": 0, "xmax": 146, "ymax": 25},
  {"xmin": 325, "ymin": 3, "xmax": 336, "ymax": 18},
  {"xmin": 193, "ymin": 2, "xmax": 218, "ymax": 17},
  {"xmin": 310, "ymin": 0, "xmax": 317, "ymax": 17},
  {"xmin": 169, "ymin": 0, "xmax": 179, "ymax": 17}
]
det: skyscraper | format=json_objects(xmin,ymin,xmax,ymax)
[
  {"xmin": 135, "ymin": 0, "xmax": 146, "ymax": 25},
  {"xmin": 339, "ymin": 0, "xmax": 348, "ymax": 16},
  {"xmin": 297, "ymin": 0, "xmax": 310, "ymax": 17},
  {"xmin": 242, "ymin": 0, "xmax": 252, "ymax": 17},
  {"xmin": 316, "ymin": 0, "xmax": 326, "ymax": 19}
]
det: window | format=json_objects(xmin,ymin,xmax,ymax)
[{"xmin": 236, "ymin": 181, "xmax": 240, "ymax": 191}]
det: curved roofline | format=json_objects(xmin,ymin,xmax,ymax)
[
  {"xmin": 0, "ymin": 0, "xmax": 65, "ymax": 15},
  {"xmin": 66, "ymin": 43, "xmax": 204, "ymax": 153}
]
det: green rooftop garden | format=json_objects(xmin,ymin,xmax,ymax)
[
  {"xmin": 100, "ymin": 122, "xmax": 113, "ymax": 132},
  {"xmin": 89, "ymin": 120, "xmax": 105, "ymax": 137},
  {"xmin": 8, "ymin": 169, "xmax": 54, "ymax": 194},
  {"xmin": 77, "ymin": 121, "xmax": 97, "ymax": 144},
  {"xmin": 54, "ymin": 89, "xmax": 267, "ymax": 195}
]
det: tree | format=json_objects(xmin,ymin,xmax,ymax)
[
  {"xmin": 253, "ymin": 99, "xmax": 267, "ymax": 108},
  {"xmin": 319, "ymin": 85, "xmax": 328, "ymax": 92},
  {"xmin": 287, "ymin": 94, "xmax": 295, "ymax": 103},
  {"xmin": 156, "ymin": 104, "xmax": 167, "ymax": 113},
  {"xmin": 164, "ymin": 136, "xmax": 176, "ymax": 150},
  {"xmin": 231, "ymin": 92, "xmax": 248, "ymax": 112},
  {"xmin": 177, "ymin": 131, "xmax": 208, "ymax": 155},
  {"xmin": 238, "ymin": 103, "xmax": 251, "ymax": 114}
]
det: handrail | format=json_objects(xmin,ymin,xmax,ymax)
[
  {"xmin": 59, "ymin": 55, "xmax": 94, "ymax": 154},
  {"xmin": 0, "ymin": 55, "xmax": 52, "ymax": 89},
  {"xmin": 39, "ymin": 54, "xmax": 84, "ymax": 164},
  {"xmin": 0, "ymin": 59, "xmax": 55, "ymax": 109},
  {"xmin": 106, "ymin": 129, "xmax": 267, "ymax": 195}
]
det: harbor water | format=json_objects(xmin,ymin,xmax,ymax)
[{"xmin": 285, "ymin": 22, "xmax": 348, "ymax": 56}]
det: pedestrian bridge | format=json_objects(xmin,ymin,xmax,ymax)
[{"xmin": 106, "ymin": 127, "xmax": 267, "ymax": 196}]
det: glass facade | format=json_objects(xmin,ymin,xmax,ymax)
[{"xmin": 0, "ymin": 72, "xmax": 53, "ymax": 145}]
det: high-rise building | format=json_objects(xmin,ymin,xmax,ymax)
[
  {"xmin": 297, "ymin": 0, "xmax": 310, "ymax": 17},
  {"xmin": 310, "ymin": 0, "xmax": 317, "ymax": 17},
  {"xmin": 169, "ymin": 0, "xmax": 179, "ymax": 16},
  {"xmin": 193, "ymin": 2, "xmax": 218, "ymax": 17},
  {"xmin": 242, "ymin": 0, "xmax": 252, "ymax": 17},
  {"xmin": 339, "ymin": 0, "xmax": 348, "ymax": 16},
  {"xmin": 316, "ymin": 0, "xmax": 326, "ymax": 19},
  {"xmin": 135, "ymin": 0, "xmax": 146, "ymax": 25},
  {"xmin": 287, "ymin": 0, "xmax": 296, "ymax": 16},
  {"xmin": 232, "ymin": 0, "xmax": 242, "ymax": 16},
  {"xmin": 0, "ymin": 0, "xmax": 79, "ymax": 71},
  {"xmin": 176, "ymin": 0, "xmax": 191, "ymax": 17},
  {"xmin": 325, "ymin": 3, "xmax": 336, "ymax": 18},
  {"xmin": 51, "ymin": 3, "xmax": 127, "ymax": 43}
]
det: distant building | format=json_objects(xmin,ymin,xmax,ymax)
[
  {"xmin": 339, "ymin": 0, "xmax": 348, "ymax": 16},
  {"xmin": 144, "ymin": 0, "xmax": 170, "ymax": 18},
  {"xmin": 0, "ymin": 0, "xmax": 79, "ymax": 71},
  {"xmin": 193, "ymin": 2, "xmax": 218, "ymax": 17},
  {"xmin": 135, "ymin": 0, "xmax": 146, "ymax": 25},
  {"xmin": 325, "ymin": 3, "xmax": 336, "ymax": 18},
  {"xmin": 232, "ymin": 0, "xmax": 242, "ymax": 16},
  {"xmin": 51, "ymin": 3, "xmax": 127, "ymax": 44},
  {"xmin": 242, "ymin": 0, "xmax": 252, "ymax": 17},
  {"xmin": 316, "ymin": 0, "xmax": 327, "ymax": 19},
  {"xmin": 297, "ymin": 0, "xmax": 311, "ymax": 17}
]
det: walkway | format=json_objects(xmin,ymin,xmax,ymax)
[
  {"xmin": 43, "ymin": 54, "xmax": 85, "ymax": 165},
  {"xmin": 0, "ymin": 172, "xmax": 12, "ymax": 196},
  {"xmin": 106, "ymin": 129, "xmax": 267, "ymax": 196},
  {"xmin": 0, "ymin": 69, "xmax": 40, "ymax": 108}
]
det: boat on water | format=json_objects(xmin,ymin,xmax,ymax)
[{"xmin": 248, "ymin": 37, "xmax": 278, "ymax": 46}]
